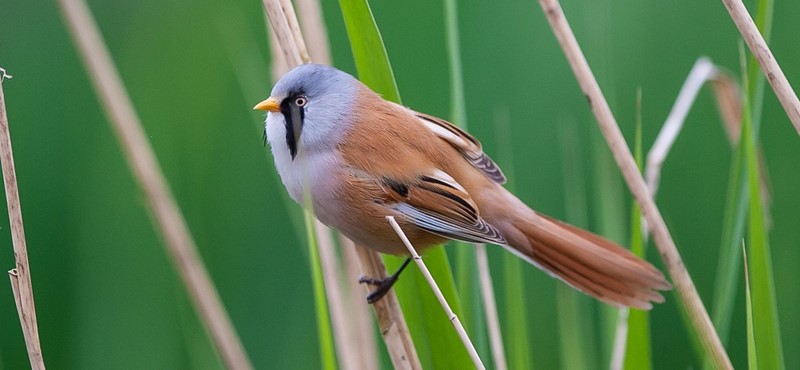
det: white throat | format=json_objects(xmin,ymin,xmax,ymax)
[{"xmin": 265, "ymin": 112, "xmax": 344, "ymax": 206}]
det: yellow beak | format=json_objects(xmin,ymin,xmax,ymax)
[{"xmin": 253, "ymin": 97, "xmax": 281, "ymax": 112}]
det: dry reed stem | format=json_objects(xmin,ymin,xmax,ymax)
[
  {"xmin": 646, "ymin": 58, "xmax": 718, "ymax": 197},
  {"xmin": 647, "ymin": 58, "xmax": 771, "ymax": 206},
  {"xmin": 261, "ymin": 0, "xmax": 417, "ymax": 368},
  {"xmin": 476, "ymin": 244, "xmax": 507, "ymax": 370},
  {"xmin": 536, "ymin": 1, "xmax": 733, "ymax": 368},
  {"xmin": 279, "ymin": 0, "xmax": 310, "ymax": 64},
  {"xmin": 314, "ymin": 222, "xmax": 363, "ymax": 370},
  {"xmin": 353, "ymin": 243, "xmax": 422, "ymax": 370},
  {"xmin": 295, "ymin": 0, "xmax": 331, "ymax": 65},
  {"xmin": 722, "ymin": 0, "xmax": 800, "ymax": 134},
  {"xmin": 340, "ymin": 236, "xmax": 380, "ymax": 370},
  {"xmin": 267, "ymin": 17, "xmax": 290, "ymax": 82},
  {"xmin": 1, "ymin": 71, "xmax": 46, "ymax": 370},
  {"xmin": 387, "ymin": 216, "xmax": 485, "ymax": 370},
  {"xmin": 8, "ymin": 271, "xmax": 45, "ymax": 370},
  {"xmin": 262, "ymin": 0, "xmax": 304, "ymax": 67},
  {"xmin": 57, "ymin": 1, "xmax": 252, "ymax": 369}
]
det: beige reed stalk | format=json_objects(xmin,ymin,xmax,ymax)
[
  {"xmin": 261, "ymin": 1, "xmax": 421, "ymax": 368},
  {"xmin": 294, "ymin": 0, "xmax": 380, "ymax": 367},
  {"xmin": 313, "ymin": 222, "xmax": 366, "ymax": 370},
  {"xmin": 1, "ymin": 70, "xmax": 46, "ymax": 370},
  {"xmin": 57, "ymin": 1, "xmax": 253, "ymax": 369},
  {"xmin": 269, "ymin": 16, "xmax": 362, "ymax": 370},
  {"xmin": 339, "ymin": 236, "xmax": 380, "ymax": 370},
  {"xmin": 352, "ymin": 244, "xmax": 422, "ymax": 369},
  {"xmin": 386, "ymin": 216, "xmax": 485, "ymax": 370},
  {"xmin": 722, "ymin": 0, "xmax": 800, "ymax": 135},
  {"xmin": 536, "ymin": 0, "xmax": 733, "ymax": 369}
]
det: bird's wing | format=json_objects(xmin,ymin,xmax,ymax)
[
  {"xmin": 391, "ymin": 103, "xmax": 506, "ymax": 184},
  {"xmin": 379, "ymin": 169, "xmax": 507, "ymax": 245}
]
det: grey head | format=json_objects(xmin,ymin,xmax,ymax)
[{"xmin": 263, "ymin": 63, "xmax": 360, "ymax": 159}]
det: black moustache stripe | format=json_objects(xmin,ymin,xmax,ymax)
[{"xmin": 280, "ymin": 99, "xmax": 305, "ymax": 159}]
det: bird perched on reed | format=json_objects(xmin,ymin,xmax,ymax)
[{"xmin": 255, "ymin": 63, "xmax": 670, "ymax": 309}]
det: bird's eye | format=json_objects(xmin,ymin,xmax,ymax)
[{"xmin": 294, "ymin": 96, "xmax": 308, "ymax": 107}]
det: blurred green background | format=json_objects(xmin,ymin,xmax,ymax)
[{"xmin": 1, "ymin": 0, "xmax": 798, "ymax": 368}]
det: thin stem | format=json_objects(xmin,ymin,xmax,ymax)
[
  {"xmin": 302, "ymin": 208, "xmax": 337, "ymax": 370},
  {"xmin": 386, "ymin": 216, "xmax": 485, "ymax": 370},
  {"xmin": 314, "ymin": 222, "xmax": 363, "ymax": 370},
  {"xmin": 262, "ymin": 0, "xmax": 305, "ymax": 66},
  {"xmin": 339, "ymin": 236, "xmax": 380, "ymax": 370},
  {"xmin": 57, "ymin": 1, "xmax": 252, "ymax": 368},
  {"xmin": 476, "ymin": 245, "xmax": 508, "ymax": 370},
  {"xmin": 608, "ymin": 308, "xmax": 629, "ymax": 370},
  {"xmin": 536, "ymin": 1, "xmax": 732, "ymax": 368},
  {"xmin": 295, "ymin": 0, "xmax": 331, "ymax": 65},
  {"xmin": 1, "ymin": 71, "xmax": 46, "ymax": 370},
  {"xmin": 721, "ymin": 0, "xmax": 800, "ymax": 134}
]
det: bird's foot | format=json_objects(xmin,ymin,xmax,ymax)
[
  {"xmin": 357, "ymin": 258, "xmax": 412, "ymax": 304},
  {"xmin": 358, "ymin": 275, "xmax": 399, "ymax": 304}
]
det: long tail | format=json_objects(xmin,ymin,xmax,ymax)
[{"xmin": 493, "ymin": 201, "xmax": 671, "ymax": 310}]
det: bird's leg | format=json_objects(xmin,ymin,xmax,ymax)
[{"xmin": 358, "ymin": 257, "xmax": 412, "ymax": 304}]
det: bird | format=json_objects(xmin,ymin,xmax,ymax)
[{"xmin": 254, "ymin": 63, "xmax": 671, "ymax": 309}]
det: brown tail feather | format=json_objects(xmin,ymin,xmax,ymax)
[{"xmin": 497, "ymin": 211, "xmax": 671, "ymax": 310}]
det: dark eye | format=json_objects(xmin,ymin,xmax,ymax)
[{"xmin": 294, "ymin": 96, "xmax": 307, "ymax": 107}]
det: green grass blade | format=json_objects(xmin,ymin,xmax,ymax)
[
  {"xmin": 741, "ymin": 55, "xmax": 785, "ymax": 370},
  {"xmin": 709, "ymin": 140, "xmax": 748, "ymax": 346},
  {"xmin": 743, "ymin": 244, "xmax": 758, "ymax": 370},
  {"xmin": 623, "ymin": 94, "xmax": 652, "ymax": 370},
  {"xmin": 337, "ymin": 1, "xmax": 471, "ymax": 368},
  {"xmin": 705, "ymin": 0, "xmax": 773, "ymax": 354},
  {"xmin": 746, "ymin": 0, "xmax": 773, "ymax": 126},
  {"xmin": 337, "ymin": 0, "xmax": 400, "ymax": 104},
  {"xmin": 303, "ymin": 209, "xmax": 338, "ymax": 370},
  {"xmin": 709, "ymin": 0, "xmax": 773, "ymax": 352}
]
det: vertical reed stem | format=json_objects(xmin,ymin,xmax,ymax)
[
  {"xmin": 537, "ymin": 0, "xmax": 732, "ymax": 368},
  {"xmin": 58, "ymin": 2, "xmax": 252, "ymax": 368},
  {"xmin": 1, "ymin": 70, "xmax": 46, "ymax": 370}
]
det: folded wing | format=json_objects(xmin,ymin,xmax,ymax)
[{"xmin": 380, "ymin": 169, "xmax": 507, "ymax": 245}]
